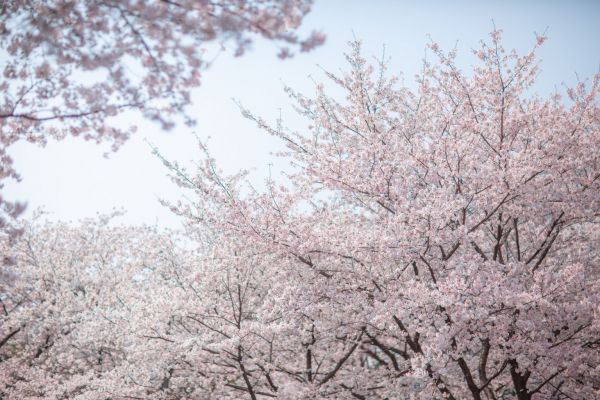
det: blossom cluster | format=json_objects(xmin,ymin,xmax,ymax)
[{"xmin": 0, "ymin": 0, "xmax": 323, "ymax": 236}]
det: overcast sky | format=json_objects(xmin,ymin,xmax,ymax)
[{"xmin": 5, "ymin": 0, "xmax": 600, "ymax": 227}]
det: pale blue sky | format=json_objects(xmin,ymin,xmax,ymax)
[{"xmin": 5, "ymin": 0, "xmax": 600, "ymax": 227}]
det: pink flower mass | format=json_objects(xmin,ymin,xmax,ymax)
[
  {"xmin": 1, "ymin": 3, "xmax": 599, "ymax": 400},
  {"xmin": 0, "ymin": 0, "xmax": 323, "ymax": 235}
]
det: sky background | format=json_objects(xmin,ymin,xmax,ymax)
[{"xmin": 5, "ymin": 0, "xmax": 600, "ymax": 227}]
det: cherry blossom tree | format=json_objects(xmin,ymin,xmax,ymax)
[
  {"xmin": 156, "ymin": 30, "xmax": 600, "ymax": 399},
  {"xmin": 0, "ymin": 211, "xmax": 198, "ymax": 399},
  {"xmin": 1, "ymin": 30, "xmax": 599, "ymax": 400},
  {"xmin": 0, "ymin": 0, "xmax": 324, "ymax": 235}
]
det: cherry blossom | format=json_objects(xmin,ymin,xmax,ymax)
[
  {"xmin": 159, "ymin": 30, "xmax": 600, "ymax": 399},
  {"xmin": 0, "ymin": 0, "xmax": 324, "ymax": 235}
]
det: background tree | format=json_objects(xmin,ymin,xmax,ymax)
[
  {"xmin": 0, "ymin": 212, "xmax": 198, "ymax": 399},
  {"xmin": 0, "ymin": 0, "xmax": 324, "ymax": 236}
]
